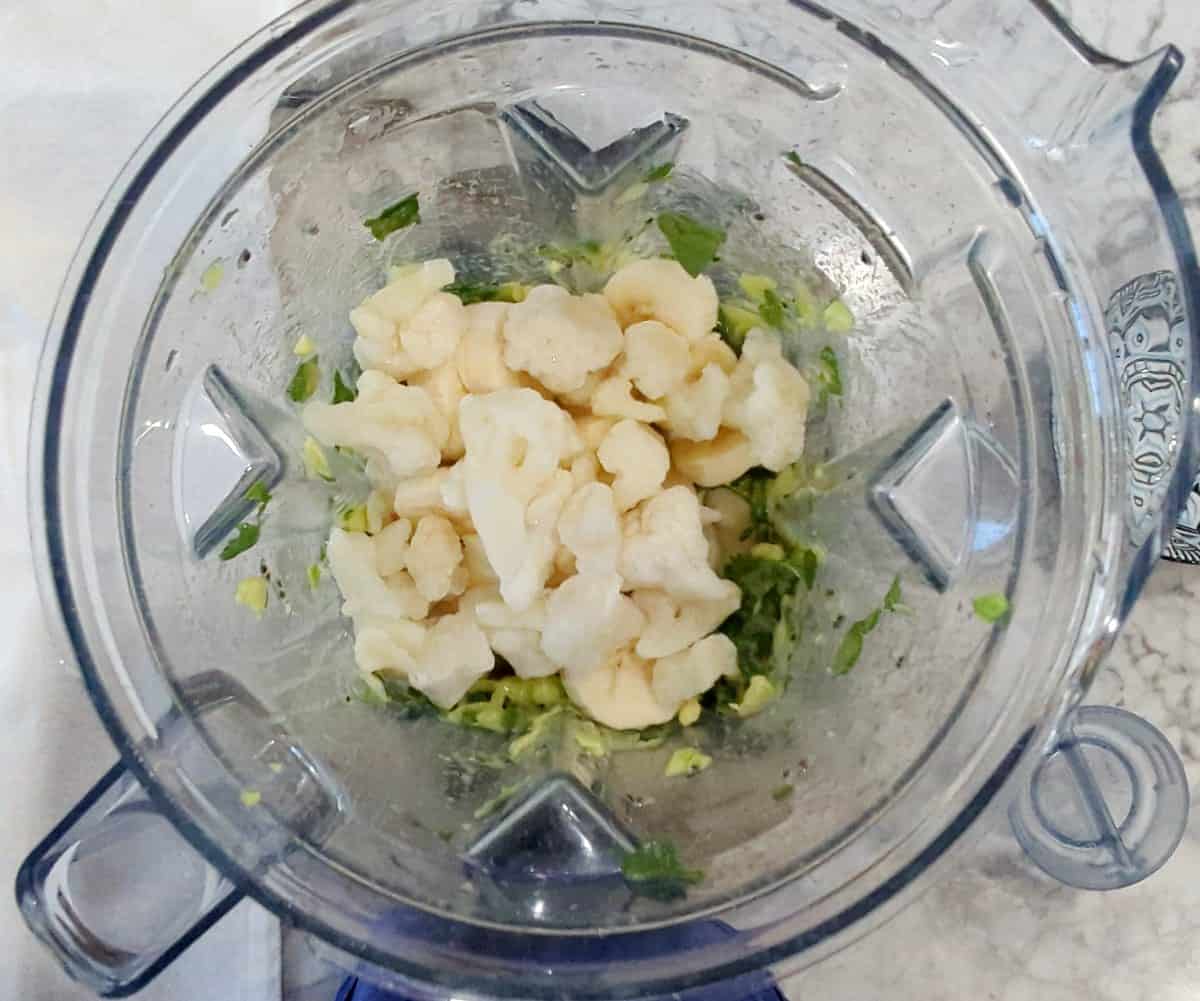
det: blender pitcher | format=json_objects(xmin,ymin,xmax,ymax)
[{"xmin": 15, "ymin": 0, "xmax": 1199, "ymax": 997}]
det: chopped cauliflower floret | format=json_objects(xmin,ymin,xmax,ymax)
[
  {"xmin": 326, "ymin": 528, "xmax": 429, "ymax": 622},
  {"xmin": 490, "ymin": 629, "xmax": 559, "ymax": 679},
  {"xmin": 456, "ymin": 302, "xmax": 522, "ymax": 394},
  {"xmin": 563, "ymin": 649, "xmax": 674, "ymax": 730},
  {"xmin": 407, "ymin": 612, "xmax": 494, "ymax": 708},
  {"xmin": 349, "ymin": 259, "xmax": 455, "ymax": 379},
  {"xmin": 651, "ymin": 634, "xmax": 740, "ymax": 713},
  {"xmin": 558, "ymin": 482, "xmax": 621, "ymax": 574},
  {"xmin": 574, "ymin": 415, "xmax": 617, "ymax": 453},
  {"xmin": 603, "ymin": 259, "xmax": 719, "ymax": 341},
  {"xmin": 461, "ymin": 533, "xmax": 498, "ymax": 585},
  {"xmin": 355, "ymin": 620, "xmax": 427, "ymax": 676},
  {"xmin": 304, "ymin": 371, "xmax": 446, "ymax": 480},
  {"xmin": 569, "ymin": 452, "xmax": 600, "ymax": 488},
  {"xmin": 542, "ymin": 572, "xmax": 645, "ymax": 675},
  {"xmin": 620, "ymin": 486, "xmax": 731, "ymax": 602},
  {"xmin": 590, "ymin": 374, "xmax": 668, "ymax": 423},
  {"xmin": 502, "ymin": 284, "xmax": 623, "ymax": 393},
  {"xmin": 411, "ymin": 360, "xmax": 466, "ymax": 461},
  {"xmin": 670, "ymin": 428, "xmax": 756, "ymax": 487},
  {"xmin": 597, "ymin": 420, "xmax": 670, "ymax": 511},
  {"xmin": 400, "ymin": 292, "xmax": 465, "ymax": 370},
  {"xmin": 662, "ymin": 364, "xmax": 730, "ymax": 442},
  {"xmin": 632, "ymin": 583, "xmax": 741, "ymax": 659},
  {"xmin": 474, "ymin": 592, "xmax": 547, "ymax": 632},
  {"xmin": 690, "ymin": 333, "xmax": 738, "ymax": 375},
  {"xmin": 407, "ymin": 515, "xmax": 465, "ymax": 603},
  {"xmin": 392, "ymin": 468, "xmax": 469, "ymax": 523},
  {"xmin": 723, "ymin": 328, "xmax": 811, "ymax": 471},
  {"xmin": 623, "ymin": 320, "xmax": 691, "ymax": 399},
  {"xmin": 374, "ymin": 518, "xmax": 413, "ymax": 577}
]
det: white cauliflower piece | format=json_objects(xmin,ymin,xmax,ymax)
[
  {"xmin": 557, "ymin": 482, "xmax": 621, "ymax": 574},
  {"xmin": 569, "ymin": 453, "xmax": 599, "ymax": 489},
  {"xmin": 603, "ymin": 259, "xmax": 719, "ymax": 342},
  {"xmin": 502, "ymin": 284, "xmax": 623, "ymax": 393},
  {"xmin": 670, "ymin": 428, "xmax": 756, "ymax": 487},
  {"xmin": 303, "ymin": 371, "xmax": 446, "ymax": 481},
  {"xmin": 355, "ymin": 620, "xmax": 427, "ymax": 676},
  {"xmin": 327, "ymin": 528, "xmax": 429, "ymax": 622},
  {"xmin": 632, "ymin": 583, "xmax": 741, "ymax": 659},
  {"xmin": 460, "ymin": 391, "xmax": 581, "ymax": 610},
  {"xmin": 374, "ymin": 518, "xmax": 413, "ymax": 577},
  {"xmin": 574, "ymin": 415, "xmax": 617, "ymax": 453},
  {"xmin": 457, "ymin": 302, "xmax": 522, "ymax": 393},
  {"xmin": 407, "ymin": 515, "xmax": 465, "ymax": 603},
  {"xmin": 474, "ymin": 593, "xmax": 547, "ymax": 632},
  {"xmin": 411, "ymin": 360, "xmax": 466, "ymax": 461},
  {"xmin": 597, "ymin": 420, "xmax": 670, "ymax": 511},
  {"xmin": 690, "ymin": 333, "xmax": 739, "ymax": 375},
  {"xmin": 590, "ymin": 374, "xmax": 667, "ymax": 424},
  {"xmin": 399, "ymin": 292, "xmax": 465, "ymax": 371},
  {"xmin": 723, "ymin": 328, "xmax": 811, "ymax": 471},
  {"xmin": 556, "ymin": 369, "xmax": 607, "ymax": 410},
  {"xmin": 703, "ymin": 487, "xmax": 753, "ymax": 563},
  {"xmin": 623, "ymin": 320, "xmax": 690, "ymax": 399},
  {"xmin": 564, "ymin": 649, "xmax": 674, "ymax": 730},
  {"xmin": 541, "ymin": 572, "xmax": 645, "ymax": 675},
  {"xmin": 461, "ymin": 533, "xmax": 498, "ymax": 585},
  {"xmin": 620, "ymin": 486, "xmax": 730, "ymax": 602},
  {"xmin": 407, "ymin": 612, "xmax": 494, "ymax": 708},
  {"xmin": 490, "ymin": 629, "xmax": 559, "ymax": 679},
  {"xmin": 350, "ymin": 259, "xmax": 455, "ymax": 380},
  {"xmin": 392, "ymin": 467, "xmax": 469, "ymax": 523},
  {"xmin": 661, "ymin": 364, "xmax": 730, "ymax": 442},
  {"xmin": 651, "ymin": 634, "xmax": 740, "ymax": 713}
]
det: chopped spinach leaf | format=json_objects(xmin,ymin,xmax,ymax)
[
  {"xmin": 363, "ymin": 193, "xmax": 421, "ymax": 241},
  {"xmin": 332, "ymin": 369, "xmax": 357, "ymax": 404},
  {"xmin": 772, "ymin": 783, "xmax": 795, "ymax": 801},
  {"xmin": 643, "ymin": 162, "xmax": 674, "ymax": 183},
  {"xmin": 287, "ymin": 356, "xmax": 320, "ymax": 403},
  {"xmin": 817, "ymin": 346, "xmax": 842, "ymax": 399},
  {"xmin": 621, "ymin": 840, "xmax": 704, "ymax": 900},
  {"xmin": 657, "ymin": 212, "xmax": 726, "ymax": 277},
  {"xmin": 883, "ymin": 575, "xmax": 902, "ymax": 612},
  {"xmin": 219, "ymin": 522, "xmax": 260, "ymax": 561},
  {"xmin": 759, "ymin": 287, "xmax": 786, "ymax": 329},
  {"xmin": 244, "ymin": 481, "xmax": 272, "ymax": 510}
]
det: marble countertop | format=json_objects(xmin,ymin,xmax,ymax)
[{"xmin": 3, "ymin": 1, "xmax": 1199, "ymax": 999}]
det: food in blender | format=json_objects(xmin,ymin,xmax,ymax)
[{"xmin": 218, "ymin": 182, "xmax": 875, "ymax": 757}]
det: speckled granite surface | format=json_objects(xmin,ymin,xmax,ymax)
[{"xmin": 2, "ymin": 1, "xmax": 1199, "ymax": 998}]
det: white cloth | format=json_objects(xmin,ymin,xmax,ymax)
[{"xmin": 0, "ymin": 1, "xmax": 292, "ymax": 997}]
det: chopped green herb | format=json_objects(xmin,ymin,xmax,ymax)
[
  {"xmin": 883, "ymin": 575, "xmax": 902, "ymax": 613},
  {"xmin": 508, "ymin": 705, "xmax": 567, "ymax": 760},
  {"xmin": 338, "ymin": 505, "xmax": 369, "ymax": 534},
  {"xmin": 759, "ymin": 287, "xmax": 786, "ymax": 329},
  {"xmin": 738, "ymin": 274, "xmax": 778, "ymax": 302},
  {"xmin": 287, "ymin": 356, "xmax": 320, "ymax": 403},
  {"xmin": 643, "ymin": 162, "xmax": 674, "ymax": 183},
  {"xmin": 823, "ymin": 299, "xmax": 855, "ymax": 333},
  {"xmin": 717, "ymin": 303, "xmax": 762, "ymax": 352},
  {"xmin": 772, "ymin": 783, "xmax": 795, "ymax": 801},
  {"xmin": 832, "ymin": 608, "xmax": 881, "ymax": 675},
  {"xmin": 621, "ymin": 840, "xmax": 704, "ymax": 900},
  {"xmin": 363, "ymin": 193, "xmax": 421, "ymax": 241},
  {"xmin": 785, "ymin": 150, "xmax": 805, "ymax": 170},
  {"xmin": 293, "ymin": 334, "xmax": 317, "ymax": 358},
  {"xmin": 445, "ymin": 280, "xmax": 528, "ymax": 305},
  {"xmin": 733, "ymin": 675, "xmax": 776, "ymax": 718},
  {"xmin": 235, "ymin": 575, "xmax": 268, "ymax": 615},
  {"xmin": 973, "ymin": 593, "xmax": 1010, "ymax": 623},
  {"xmin": 816, "ymin": 346, "xmax": 843, "ymax": 399},
  {"xmin": 220, "ymin": 522, "xmax": 260, "ymax": 560},
  {"xmin": 240, "ymin": 789, "xmax": 262, "ymax": 808},
  {"xmin": 306, "ymin": 564, "xmax": 321, "ymax": 589},
  {"xmin": 657, "ymin": 212, "xmax": 726, "ymax": 277},
  {"xmin": 244, "ymin": 481, "xmax": 272, "ymax": 510},
  {"xmin": 332, "ymin": 369, "xmax": 357, "ymax": 404},
  {"xmin": 665, "ymin": 747, "xmax": 713, "ymax": 777}
]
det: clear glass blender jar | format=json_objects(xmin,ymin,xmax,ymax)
[{"xmin": 16, "ymin": 0, "xmax": 1198, "ymax": 997}]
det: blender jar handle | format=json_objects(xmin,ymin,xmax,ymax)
[
  {"xmin": 16, "ymin": 669, "xmax": 346, "ymax": 996},
  {"xmin": 15, "ymin": 761, "xmax": 243, "ymax": 997}
]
